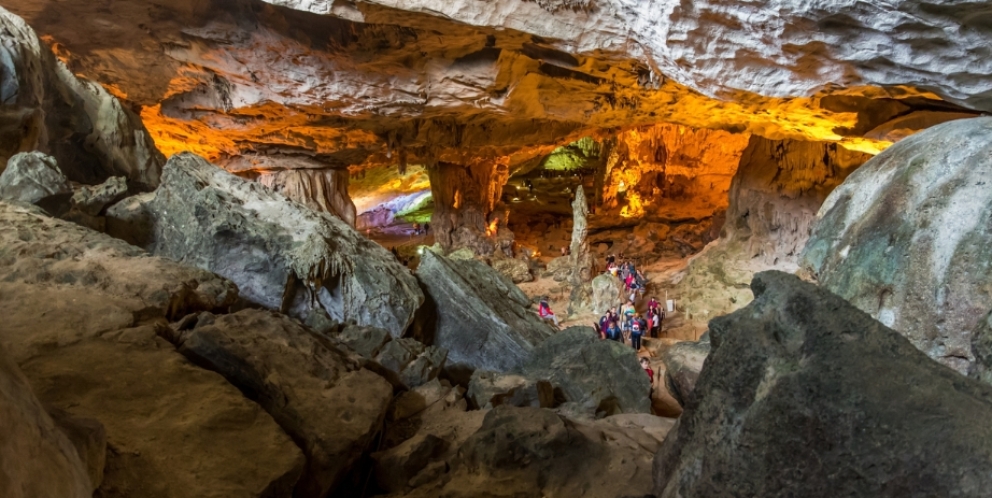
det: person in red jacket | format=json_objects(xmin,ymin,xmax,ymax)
[
  {"xmin": 640, "ymin": 357, "xmax": 654, "ymax": 389},
  {"xmin": 538, "ymin": 297, "xmax": 560, "ymax": 328}
]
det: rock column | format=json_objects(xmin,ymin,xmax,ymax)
[
  {"xmin": 428, "ymin": 161, "xmax": 510, "ymax": 255},
  {"xmin": 258, "ymin": 169, "xmax": 357, "ymax": 227},
  {"xmin": 567, "ymin": 185, "xmax": 595, "ymax": 315}
]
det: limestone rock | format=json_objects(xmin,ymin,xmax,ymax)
[
  {"xmin": 970, "ymin": 311, "xmax": 992, "ymax": 386},
  {"xmin": 389, "ymin": 379, "xmax": 454, "ymax": 422},
  {"xmin": 428, "ymin": 162, "xmax": 509, "ymax": 255},
  {"xmin": 0, "ymin": 7, "xmax": 163, "ymax": 187},
  {"xmin": 372, "ymin": 433, "xmax": 450, "ymax": 493},
  {"xmin": 104, "ymin": 192, "xmax": 155, "ymax": 247},
  {"xmin": 415, "ymin": 250, "xmax": 554, "ymax": 381},
  {"xmin": 258, "ymin": 168, "xmax": 357, "ymax": 226},
  {"xmin": 0, "ymin": 348, "xmax": 91, "ymax": 498},
  {"xmin": 801, "ymin": 117, "xmax": 992, "ymax": 374},
  {"xmin": 517, "ymin": 326, "xmax": 651, "ymax": 416},
  {"xmin": 654, "ymin": 271, "xmax": 992, "ymax": 498},
  {"xmin": 375, "ymin": 337, "xmax": 448, "ymax": 388},
  {"xmin": 161, "ymin": 309, "xmax": 393, "ymax": 498},
  {"xmin": 591, "ymin": 273, "xmax": 625, "ymax": 315},
  {"xmin": 467, "ymin": 370, "xmax": 555, "ymax": 409},
  {"xmin": 48, "ymin": 408, "xmax": 107, "ymax": 492},
  {"xmin": 338, "ymin": 324, "xmax": 393, "ymax": 358},
  {"xmin": 661, "ymin": 336, "xmax": 711, "ymax": 407},
  {"xmin": 69, "ymin": 175, "xmax": 128, "ymax": 216},
  {"xmin": 0, "ymin": 200, "xmax": 237, "ymax": 360},
  {"xmin": 389, "ymin": 405, "xmax": 666, "ymax": 497},
  {"xmin": 0, "ymin": 152, "xmax": 70, "ymax": 204},
  {"xmin": 19, "ymin": 326, "xmax": 305, "ymax": 498},
  {"xmin": 490, "ymin": 255, "xmax": 533, "ymax": 283},
  {"xmin": 665, "ymin": 135, "xmax": 870, "ymax": 337},
  {"xmin": 146, "ymin": 152, "xmax": 423, "ymax": 336}
]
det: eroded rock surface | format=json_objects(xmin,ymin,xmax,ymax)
[
  {"xmin": 0, "ymin": 200, "xmax": 237, "ymax": 360},
  {"xmin": 654, "ymin": 271, "xmax": 992, "ymax": 498},
  {"xmin": 20, "ymin": 326, "xmax": 305, "ymax": 498},
  {"xmin": 162, "ymin": 309, "xmax": 393, "ymax": 498},
  {"xmin": 0, "ymin": 151, "xmax": 70, "ymax": 205},
  {"xmin": 0, "ymin": 348, "xmax": 91, "ymax": 498},
  {"xmin": 415, "ymin": 250, "xmax": 554, "ymax": 381},
  {"xmin": 802, "ymin": 117, "xmax": 992, "ymax": 375},
  {"xmin": 664, "ymin": 135, "xmax": 871, "ymax": 337},
  {"xmin": 258, "ymin": 168, "xmax": 357, "ymax": 226},
  {"xmin": 518, "ymin": 326, "xmax": 651, "ymax": 416},
  {"xmin": 661, "ymin": 335, "xmax": 710, "ymax": 407},
  {"xmin": 0, "ymin": 6, "xmax": 163, "ymax": 186},
  {"xmin": 146, "ymin": 153, "xmax": 423, "ymax": 336}
]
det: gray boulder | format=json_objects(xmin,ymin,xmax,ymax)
[
  {"xmin": 654, "ymin": 271, "xmax": 992, "ymax": 498},
  {"xmin": 69, "ymin": 176, "xmax": 128, "ymax": 216},
  {"xmin": 415, "ymin": 250, "xmax": 555, "ymax": 381},
  {"xmin": 146, "ymin": 153, "xmax": 423, "ymax": 336},
  {"xmin": 490, "ymin": 255, "xmax": 533, "ymax": 283},
  {"xmin": 0, "ymin": 152, "xmax": 70, "ymax": 204},
  {"xmin": 161, "ymin": 309, "xmax": 393, "ymax": 498},
  {"xmin": 375, "ymin": 337, "xmax": 448, "ymax": 388},
  {"xmin": 591, "ymin": 273, "xmax": 625, "ymax": 315},
  {"xmin": 661, "ymin": 335, "xmax": 711, "ymax": 407},
  {"xmin": 517, "ymin": 326, "xmax": 651, "ymax": 416},
  {"xmin": 467, "ymin": 370, "xmax": 555, "ymax": 409},
  {"xmin": 801, "ymin": 117, "xmax": 992, "ymax": 374},
  {"xmin": 0, "ymin": 348, "xmax": 91, "ymax": 498}
]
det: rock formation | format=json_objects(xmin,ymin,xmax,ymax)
[
  {"xmin": 467, "ymin": 371, "xmax": 555, "ymax": 410},
  {"xmin": 654, "ymin": 271, "xmax": 992, "ymax": 498},
  {"xmin": 161, "ymin": 309, "xmax": 393, "ymax": 498},
  {"xmin": 21, "ymin": 326, "xmax": 306, "ymax": 498},
  {"xmin": 428, "ymin": 161, "xmax": 510, "ymax": 254},
  {"xmin": 0, "ymin": 151, "xmax": 71, "ymax": 205},
  {"xmin": 377, "ymin": 405, "xmax": 672, "ymax": 497},
  {"xmin": 664, "ymin": 135, "xmax": 871, "ymax": 337},
  {"xmin": 802, "ymin": 117, "xmax": 992, "ymax": 375},
  {"xmin": 414, "ymin": 250, "xmax": 555, "ymax": 382},
  {"xmin": 0, "ymin": 348, "xmax": 92, "ymax": 498},
  {"xmin": 516, "ymin": 326, "xmax": 651, "ymax": 416},
  {"xmin": 566, "ymin": 185, "xmax": 595, "ymax": 315},
  {"xmin": 0, "ymin": 7, "xmax": 163, "ymax": 187},
  {"xmin": 591, "ymin": 273, "xmax": 625, "ymax": 316},
  {"xmin": 145, "ymin": 152, "xmax": 423, "ymax": 336},
  {"xmin": 258, "ymin": 168, "xmax": 357, "ymax": 226},
  {"xmin": 0, "ymin": 201, "xmax": 236, "ymax": 361},
  {"xmin": 661, "ymin": 334, "xmax": 710, "ymax": 407}
]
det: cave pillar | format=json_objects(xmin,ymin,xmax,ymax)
[
  {"xmin": 427, "ymin": 160, "xmax": 511, "ymax": 255},
  {"xmin": 567, "ymin": 185, "xmax": 596, "ymax": 315},
  {"xmin": 257, "ymin": 169, "xmax": 357, "ymax": 227}
]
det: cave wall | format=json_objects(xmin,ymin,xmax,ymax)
[
  {"xmin": 664, "ymin": 135, "xmax": 872, "ymax": 339},
  {"xmin": 0, "ymin": 6, "xmax": 164, "ymax": 188},
  {"xmin": 599, "ymin": 124, "xmax": 751, "ymax": 217},
  {"xmin": 428, "ymin": 160, "xmax": 510, "ymax": 254},
  {"xmin": 257, "ymin": 169, "xmax": 357, "ymax": 226},
  {"xmin": 723, "ymin": 136, "xmax": 874, "ymax": 266}
]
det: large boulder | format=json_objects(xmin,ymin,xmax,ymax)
[
  {"xmin": 517, "ymin": 326, "xmax": 651, "ymax": 416},
  {"xmin": 801, "ymin": 117, "xmax": 992, "ymax": 374},
  {"xmin": 415, "ymin": 250, "xmax": 555, "ymax": 381},
  {"xmin": 0, "ymin": 348, "xmax": 91, "ymax": 498},
  {"xmin": 0, "ymin": 7, "xmax": 163, "ymax": 187},
  {"xmin": 0, "ymin": 200, "xmax": 237, "ymax": 360},
  {"xmin": 661, "ymin": 335, "xmax": 711, "ymax": 407},
  {"xmin": 161, "ymin": 309, "xmax": 394, "ymax": 498},
  {"xmin": 20, "ymin": 325, "xmax": 306, "ymax": 498},
  {"xmin": 145, "ymin": 153, "xmax": 423, "ymax": 336},
  {"xmin": 0, "ymin": 152, "xmax": 71, "ymax": 205},
  {"xmin": 382, "ymin": 405, "xmax": 673, "ymax": 497},
  {"xmin": 654, "ymin": 271, "xmax": 992, "ymax": 498},
  {"xmin": 467, "ymin": 370, "xmax": 555, "ymax": 410}
]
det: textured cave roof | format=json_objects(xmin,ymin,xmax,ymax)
[{"xmin": 3, "ymin": 0, "xmax": 988, "ymax": 171}]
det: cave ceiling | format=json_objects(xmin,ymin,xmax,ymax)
[{"xmin": 3, "ymin": 0, "xmax": 988, "ymax": 179}]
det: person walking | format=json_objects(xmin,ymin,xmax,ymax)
[{"xmin": 630, "ymin": 313, "xmax": 644, "ymax": 350}]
